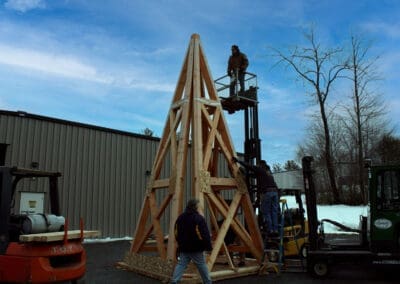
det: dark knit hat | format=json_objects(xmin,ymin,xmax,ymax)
[
  {"xmin": 186, "ymin": 199, "xmax": 199, "ymax": 211},
  {"xmin": 260, "ymin": 160, "xmax": 271, "ymax": 171}
]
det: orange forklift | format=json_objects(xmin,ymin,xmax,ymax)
[{"xmin": 0, "ymin": 166, "xmax": 93, "ymax": 283}]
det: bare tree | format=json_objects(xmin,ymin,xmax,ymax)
[
  {"xmin": 341, "ymin": 35, "xmax": 386, "ymax": 203},
  {"xmin": 297, "ymin": 112, "xmax": 347, "ymax": 203},
  {"xmin": 284, "ymin": 160, "xmax": 300, "ymax": 171},
  {"xmin": 272, "ymin": 28, "xmax": 347, "ymax": 203},
  {"xmin": 374, "ymin": 133, "xmax": 400, "ymax": 163},
  {"xmin": 142, "ymin": 127, "xmax": 154, "ymax": 137},
  {"xmin": 272, "ymin": 163, "xmax": 283, "ymax": 173}
]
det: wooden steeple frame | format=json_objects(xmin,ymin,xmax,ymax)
[{"xmin": 129, "ymin": 34, "xmax": 264, "ymax": 274}]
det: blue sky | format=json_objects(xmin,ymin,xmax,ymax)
[{"xmin": 0, "ymin": 0, "xmax": 399, "ymax": 166}]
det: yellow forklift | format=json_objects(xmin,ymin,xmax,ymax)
[
  {"xmin": 280, "ymin": 189, "xmax": 309, "ymax": 260},
  {"xmin": 215, "ymin": 72, "xmax": 308, "ymax": 269},
  {"xmin": 264, "ymin": 189, "xmax": 309, "ymax": 269}
]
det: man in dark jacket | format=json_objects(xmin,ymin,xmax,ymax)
[
  {"xmin": 171, "ymin": 199, "xmax": 212, "ymax": 284},
  {"xmin": 233, "ymin": 157, "xmax": 279, "ymax": 236},
  {"xmin": 227, "ymin": 45, "xmax": 249, "ymax": 96}
]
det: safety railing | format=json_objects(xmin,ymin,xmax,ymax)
[{"xmin": 214, "ymin": 72, "xmax": 258, "ymax": 98}]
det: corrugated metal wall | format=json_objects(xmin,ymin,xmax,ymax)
[
  {"xmin": 0, "ymin": 110, "xmax": 162, "ymax": 237},
  {"xmin": 0, "ymin": 110, "xmax": 233, "ymax": 238},
  {"xmin": 273, "ymin": 170, "xmax": 303, "ymax": 191}
]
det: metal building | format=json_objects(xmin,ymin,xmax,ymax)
[
  {"xmin": 0, "ymin": 110, "xmax": 168, "ymax": 238},
  {"xmin": 273, "ymin": 170, "xmax": 304, "ymax": 191}
]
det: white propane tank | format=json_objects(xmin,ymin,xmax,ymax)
[{"xmin": 22, "ymin": 214, "xmax": 65, "ymax": 234}]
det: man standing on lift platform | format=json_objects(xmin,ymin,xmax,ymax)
[{"xmin": 227, "ymin": 45, "xmax": 249, "ymax": 97}]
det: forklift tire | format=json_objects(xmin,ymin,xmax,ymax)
[
  {"xmin": 309, "ymin": 260, "xmax": 329, "ymax": 278},
  {"xmin": 397, "ymin": 230, "xmax": 400, "ymax": 252},
  {"xmin": 300, "ymin": 244, "xmax": 307, "ymax": 259},
  {"xmin": 265, "ymin": 242, "xmax": 280, "ymax": 263}
]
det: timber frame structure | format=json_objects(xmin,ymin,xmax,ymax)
[{"xmin": 124, "ymin": 34, "xmax": 265, "ymax": 282}]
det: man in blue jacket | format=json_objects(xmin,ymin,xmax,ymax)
[{"xmin": 171, "ymin": 199, "xmax": 212, "ymax": 284}]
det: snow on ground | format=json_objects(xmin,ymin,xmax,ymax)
[
  {"xmin": 284, "ymin": 195, "xmax": 368, "ymax": 234},
  {"xmin": 318, "ymin": 204, "xmax": 368, "ymax": 233},
  {"xmin": 84, "ymin": 236, "xmax": 133, "ymax": 244}
]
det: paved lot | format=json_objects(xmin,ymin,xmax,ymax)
[{"xmin": 84, "ymin": 240, "xmax": 398, "ymax": 283}]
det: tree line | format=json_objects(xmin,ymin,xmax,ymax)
[{"xmin": 271, "ymin": 27, "xmax": 400, "ymax": 205}]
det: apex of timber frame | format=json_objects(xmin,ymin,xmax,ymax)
[{"xmin": 129, "ymin": 33, "xmax": 264, "ymax": 275}]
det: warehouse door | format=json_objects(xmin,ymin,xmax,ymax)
[{"xmin": 0, "ymin": 143, "xmax": 8, "ymax": 166}]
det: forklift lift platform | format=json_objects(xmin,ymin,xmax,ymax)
[{"xmin": 215, "ymin": 72, "xmax": 261, "ymax": 209}]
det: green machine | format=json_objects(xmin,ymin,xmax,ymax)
[
  {"xmin": 302, "ymin": 156, "xmax": 400, "ymax": 278},
  {"xmin": 368, "ymin": 163, "xmax": 400, "ymax": 254}
]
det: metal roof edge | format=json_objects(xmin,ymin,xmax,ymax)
[{"xmin": 0, "ymin": 109, "xmax": 160, "ymax": 142}]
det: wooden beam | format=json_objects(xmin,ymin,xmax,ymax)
[
  {"xmin": 209, "ymin": 177, "xmax": 237, "ymax": 188},
  {"xmin": 148, "ymin": 191, "xmax": 167, "ymax": 259},
  {"xmin": 19, "ymin": 230, "xmax": 100, "ymax": 242},
  {"xmin": 192, "ymin": 34, "xmax": 204, "ymax": 206},
  {"xmin": 207, "ymin": 192, "xmax": 242, "ymax": 268},
  {"xmin": 131, "ymin": 196, "xmax": 151, "ymax": 252},
  {"xmin": 166, "ymin": 36, "xmax": 195, "ymax": 260},
  {"xmin": 206, "ymin": 196, "xmax": 236, "ymax": 270},
  {"xmin": 152, "ymin": 178, "xmax": 170, "ymax": 189}
]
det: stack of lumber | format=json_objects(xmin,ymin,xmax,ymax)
[{"xmin": 19, "ymin": 230, "xmax": 100, "ymax": 242}]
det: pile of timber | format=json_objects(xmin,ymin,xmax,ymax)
[{"xmin": 19, "ymin": 230, "xmax": 100, "ymax": 242}]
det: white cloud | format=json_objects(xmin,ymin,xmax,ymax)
[
  {"xmin": 0, "ymin": 44, "xmax": 113, "ymax": 84},
  {"xmin": 4, "ymin": 0, "xmax": 45, "ymax": 12},
  {"xmin": 361, "ymin": 21, "xmax": 400, "ymax": 39},
  {"xmin": 0, "ymin": 44, "xmax": 177, "ymax": 93},
  {"xmin": 123, "ymin": 79, "xmax": 175, "ymax": 93},
  {"xmin": 379, "ymin": 51, "xmax": 400, "ymax": 79}
]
